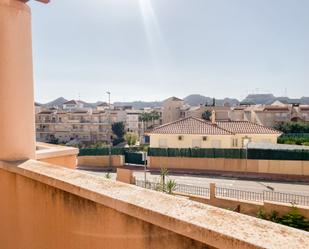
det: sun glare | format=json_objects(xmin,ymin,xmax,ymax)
[{"xmin": 138, "ymin": 0, "xmax": 172, "ymax": 79}]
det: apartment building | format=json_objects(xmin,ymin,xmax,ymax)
[
  {"xmin": 126, "ymin": 110, "xmax": 142, "ymax": 134},
  {"xmin": 230, "ymin": 102, "xmax": 309, "ymax": 127},
  {"xmin": 162, "ymin": 96, "xmax": 184, "ymax": 124},
  {"xmin": 35, "ymin": 102, "xmax": 154, "ymax": 144},
  {"xmin": 36, "ymin": 109, "xmax": 111, "ymax": 143}
]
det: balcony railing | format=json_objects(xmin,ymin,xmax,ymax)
[{"xmin": 135, "ymin": 180, "xmax": 309, "ymax": 206}]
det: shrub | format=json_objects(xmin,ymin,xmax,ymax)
[
  {"xmin": 257, "ymin": 207, "xmax": 309, "ymax": 232},
  {"xmin": 279, "ymin": 207, "xmax": 309, "ymax": 231},
  {"xmin": 166, "ymin": 179, "xmax": 177, "ymax": 194}
]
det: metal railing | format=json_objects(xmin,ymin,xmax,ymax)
[
  {"xmin": 263, "ymin": 191, "xmax": 309, "ymax": 206},
  {"xmin": 135, "ymin": 180, "xmax": 209, "ymax": 197},
  {"xmin": 135, "ymin": 180, "xmax": 161, "ymax": 191},
  {"xmin": 216, "ymin": 187, "xmax": 264, "ymax": 202},
  {"xmin": 175, "ymin": 183, "xmax": 210, "ymax": 197},
  {"xmin": 135, "ymin": 180, "xmax": 309, "ymax": 206}
]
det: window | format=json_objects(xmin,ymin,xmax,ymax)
[
  {"xmin": 178, "ymin": 135, "xmax": 184, "ymax": 141},
  {"xmin": 232, "ymin": 138, "xmax": 238, "ymax": 147},
  {"xmin": 242, "ymin": 137, "xmax": 251, "ymax": 147},
  {"xmin": 202, "ymin": 136, "xmax": 207, "ymax": 141}
]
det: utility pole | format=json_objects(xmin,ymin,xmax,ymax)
[{"xmin": 107, "ymin": 91, "xmax": 112, "ymax": 168}]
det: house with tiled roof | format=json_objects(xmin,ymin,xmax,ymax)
[
  {"xmin": 149, "ymin": 117, "xmax": 281, "ymax": 148},
  {"xmin": 62, "ymin": 100, "xmax": 84, "ymax": 110}
]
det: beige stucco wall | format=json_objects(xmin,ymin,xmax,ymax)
[
  {"xmin": 150, "ymin": 134, "xmax": 234, "ymax": 148},
  {"xmin": 39, "ymin": 155, "xmax": 77, "ymax": 169},
  {"xmin": 150, "ymin": 134, "xmax": 279, "ymax": 149},
  {"xmin": 234, "ymin": 134, "xmax": 280, "ymax": 147},
  {"xmin": 116, "ymin": 168, "xmax": 135, "ymax": 184},
  {"xmin": 0, "ymin": 167, "xmax": 210, "ymax": 249},
  {"xmin": 148, "ymin": 157, "xmax": 309, "ymax": 176}
]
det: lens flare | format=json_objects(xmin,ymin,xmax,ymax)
[{"xmin": 138, "ymin": 0, "xmax": 172, "ymax": 79}]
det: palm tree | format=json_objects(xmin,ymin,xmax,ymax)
[
  {"xmin": 139, "ymin": 111, "xmax": 160, "ymax": 130},
  {"xmin": 160, "ymin": 168, "xmax": 169, "ymax": 192},
  {"xmin": 150, "ymin": 110, "xmax": 160, "ymax": 127},
  {"xmin": 166, "ymin": 179, "xmax": 177, "ymax": 194}
]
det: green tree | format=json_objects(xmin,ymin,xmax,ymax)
[
  {"xmin": 112, "ymin": 122, "xmax": 125, "ymax": 145},
  {"xmin": 202, "ymin": 110, "xmax": 212, "ymax": 121},
  {"xmin": 274, "ymin": 122, "xmax": 309, "ymax": 133},
  {"xmin": 125, "ymin": 132, "xmax": 138, "ymax": 147},
  {"xmin": 139, "ymin": 111, "xmax": 160, "ymax": 130}
]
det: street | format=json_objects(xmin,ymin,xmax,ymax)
[{"xmin": 79, "ymin": 169, "xmax": 309, "ymax": 195}]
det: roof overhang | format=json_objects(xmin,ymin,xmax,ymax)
[{"xmin": 20, "ymin": 0, "xmax": 50, "ymax": 3}]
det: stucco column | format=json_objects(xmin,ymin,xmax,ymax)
[
  {"xmin": 0, "ymin": 0, "xmax": 35, "ymax": 161},
  {"xmin": 209, "ymin": 183, "xmax": 216, "ymax": 200}
]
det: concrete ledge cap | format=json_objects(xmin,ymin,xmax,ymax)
[
  {"xmin": 1, "ymin": 160, "xmax": 309, "ymax": 249},
  {"xmin": 36, "ymin": 142, "xmax": 79, "ymax": 160}
]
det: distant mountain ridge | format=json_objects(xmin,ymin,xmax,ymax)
[
  {"xmin": 40, "ymin": 94, "xmax": 309, "ymax": 109},
  {"xmin": 241, "ymin": 94, "xmax": 309, "ymax": 105},
  {"xmin": 183, "ymin": 94, "xmax": 239, "ymax": 106}
]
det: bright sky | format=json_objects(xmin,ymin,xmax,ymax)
[{"xmin": 30, "ymin": 0, "xmax": 309, "ymax": 103}]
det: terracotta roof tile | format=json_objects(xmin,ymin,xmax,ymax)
[
  {"xmin": 216, "ymin": 121, "xmax": 281, "ymax": 134},
  {"xmin": 150, "ymin": 117, "xmax": 233, "ymax": 135},
  {"xmin": 263, "ymin": 106, "xmax": 289, "ymax": 112}
]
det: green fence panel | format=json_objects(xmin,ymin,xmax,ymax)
[
  {"xmin": 147, "ymin": 147, "xmax": 309, "ymax": 160},
  {"xmin": 125, "ymin": 152, "xmax": 145, "ymax": 165},
  {"xmin": 79, "ymin": 148, "xmax": 110, "ymax": 156},
  {"xmin": 302, "ymin": 150, "xmax": 309, "ymax": 160},
  {"xmin": 111, "ymin": 147, "xmax": 125, "ymax": 155},
  {"xmin": 247, "ymin": 149, "xmax": 308, "ymax": 161}
]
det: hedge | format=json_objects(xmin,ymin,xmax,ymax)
[
  {"xmin": 248, "ymin": 149, "xmax": 309, "ymax": 161},
  {"xmin": 79, "ymin": 147, "xmax": 124, "ymax": 156},
  {"xmin": 148, "ymin": 148, "xmax": 247, "ymax": 159},
  {"xmin": 148, "ymin": 147, "xmax": 309, "ymax": 161}
]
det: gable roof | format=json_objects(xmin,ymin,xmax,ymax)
[
  {"xmin": 215, "ymin": 121, "xmax": 281, "ymax": 135},
  {"xmin": 97, "ymin": 102, "xmax": 108, "ymax": 107},
  {"xmin": 63, "ymin": 100, "xmax": 79, "ymax": 105},
  {"xmin": 149, "ymin": 117, "xmax": 281, "ymax": 136},
  {"xmin": 164, "ymin": 96, "xmax": 183, "ymax": 102},
  {"xmin": 149, "ymin": 117, "xmax": 233, "ymax": 135}
]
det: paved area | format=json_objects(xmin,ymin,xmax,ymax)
[{"xmin": 79, "ymin": 169, "xmax": 309, "ymax": 195}]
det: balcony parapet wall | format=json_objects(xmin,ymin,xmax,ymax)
[{"xmin": 0, "ymin": 160, "xmax": 309, "ymax": 249}]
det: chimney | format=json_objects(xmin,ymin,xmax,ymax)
[{"xmin": 211, "ymin": 110, "xmax": 216, "ymax": 123}]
